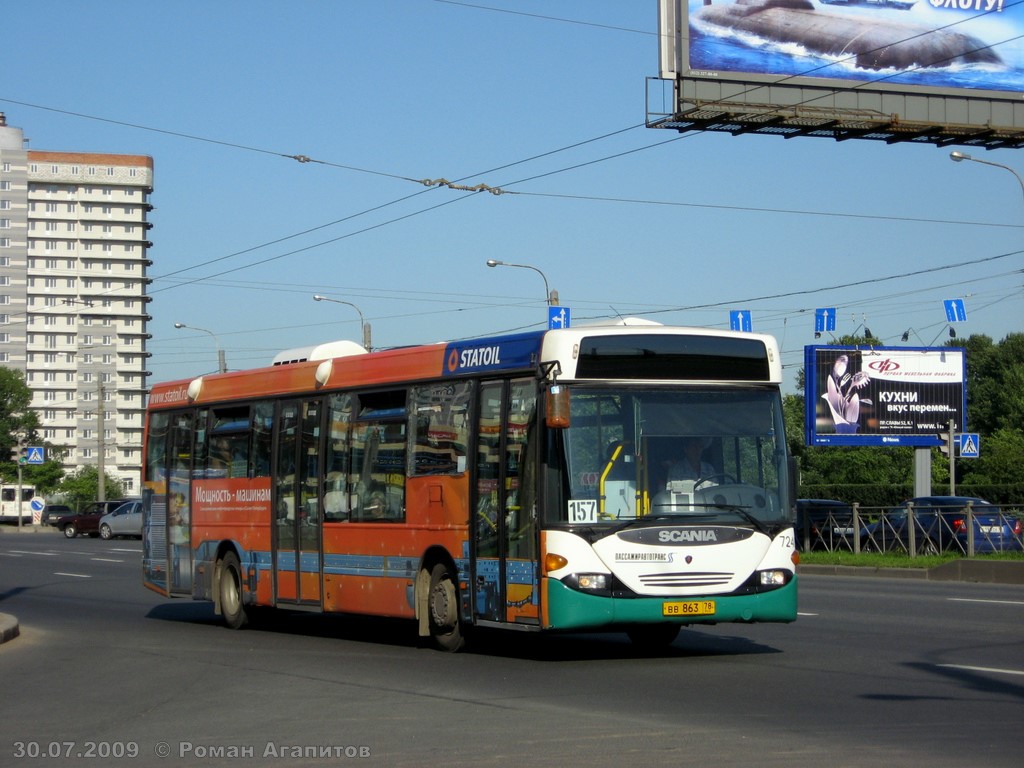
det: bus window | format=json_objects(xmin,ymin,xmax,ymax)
[
  {"xmin": 298, "ymin": 399, "xmax": 321, "ymax": 525},
  {"xmin": 251, "ymin": 401, "xmax": 274, "ymax": 477},
  {"xmin": 475, "ymin": 382, "xmax": 502, "ymax": 558},
  {"xmin": 144, "ymin": 412, "xmax": 169, "ymax": 482},
  {"xmin": 411, "ymin": 381, "xmax": 471, "ymax": 476},
  {"xmin": 276, "ymin": 402, "xmax": 299, "ymax": 528},
  {"xmin": 506, "ymin": 380, "xmax": 537, "ymax": 560},
  {"xmin": 168, "ymin": 411, "xmax": 194, "ymax": 593},
  {"xmin": 323, "ymin": 393, "xmax": 353, "ymax": 521},
  {"xmin": 350, "ymin": 418, "xmax": 406, "ymax": 523},
  {"xmin": 209, "ymin": 405, "xmax": 250, "ymax": 479}
]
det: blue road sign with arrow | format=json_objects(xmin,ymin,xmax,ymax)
[
  {"xmin": 815, "ymin": 308, "xmax": 836, "ymax": 334},
  {"xmin": 943, "ymin": 299, "xmax": 967, "ymax": 323},
  {"xmin": 548, "ymin": 306, "xmax": 570, "ymax": 330},
  {"xmin": 729, "ymin": 310, "xmax": 752, "ymax": 332}
]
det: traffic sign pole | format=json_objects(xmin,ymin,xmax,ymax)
[{"xmin": 948, "ymin": 419, "xmax": 955, "ymax": 497}]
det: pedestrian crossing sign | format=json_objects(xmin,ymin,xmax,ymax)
[
  {"xmin": 958, "ymin": 433, "xmax": 979, "ymax": 459},
  {"xmin": 26, "ymin": 446, "xmax": 45, "ymax": 465}
]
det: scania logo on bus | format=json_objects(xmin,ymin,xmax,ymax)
[
  {"xmin": 617, "ymin": 526, "xmax": 754, "ymax": 546},
  {"xmin": 869, "ymin": 359, "xmax": 901, "ymax": 374}
]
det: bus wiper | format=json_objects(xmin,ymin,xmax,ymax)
[{"xmin": 704, "ymin": 503, "xmax": 770, "ymax": 535}]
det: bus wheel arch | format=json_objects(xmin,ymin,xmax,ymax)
[
  {"xmin": 215, "ymin": 546, "xmax": 248, "ymax": 630},
  {"xmin": 416, "ymin": 550, "xmax": 465, "ymax": 652}
]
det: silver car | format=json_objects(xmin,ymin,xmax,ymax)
[{"xmin": 98, "ymin": 500, "xmax": 143, "ymax": 540}]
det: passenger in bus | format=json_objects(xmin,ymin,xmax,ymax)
[{"xmin": 666, "ymin": 436, "xmax": 716, "ymax": 484}]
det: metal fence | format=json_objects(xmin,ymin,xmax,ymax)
[{"xmin": 798, "ymin": 501, "xmax": 1024, "ymax": 557}]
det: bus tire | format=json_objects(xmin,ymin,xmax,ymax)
[
  {"xmin": 427, "ymin": 562, "xmax": 464, "ymax": 652},
  {"xmin": 218, "ymin": 551, "xmax": 248, "ymax": 630}
]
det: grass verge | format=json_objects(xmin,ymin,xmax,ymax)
[{"xmin": 798, "ymin": 550, "xmax": 1024, "ymax": 569}]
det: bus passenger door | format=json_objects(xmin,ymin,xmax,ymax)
[
  {"xmin": 273, "ymin": 399, "xmax": 323, "ymax": 606},
  {"xmin": 473, "ymin": 379, "xmax": 539, "ymax": 625}
]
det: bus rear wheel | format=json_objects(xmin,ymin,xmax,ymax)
[
  {"xmin": 427, "ymin": 563, "xmax": 464, "ymax": 652},
  {"xmin": 218, "ymin": 552, "xmax": 248, "ymax": 630}
]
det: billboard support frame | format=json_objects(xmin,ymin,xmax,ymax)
[
  {"xmin": 653, "ymin": 0, "xmax": 1024, "ymax": 149},
  {"xmin": 647, "ymin": 76, "xmax": 1024, "ymax": 150}
]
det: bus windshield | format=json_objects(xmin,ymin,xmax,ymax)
[{"xmin": 559, "ymin": 386, "xmax": 792, "ymax": 526}]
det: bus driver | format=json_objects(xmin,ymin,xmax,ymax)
[{"xmin": 666, "ymin": 436, "xmax": 715, "ymax": 484}]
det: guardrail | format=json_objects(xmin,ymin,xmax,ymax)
[{"xmin": 798, "ymin": 502, "xmax": 1024, "ymax": 557}]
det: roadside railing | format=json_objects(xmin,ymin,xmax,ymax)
[{"xmin": 799, "ymin": 502, "xmax": 1024, "ymax": 558}]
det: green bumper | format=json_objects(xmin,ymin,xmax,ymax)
[{"xmin": 544, "ymin": 575, "xmax": 798, "ymax": 630}]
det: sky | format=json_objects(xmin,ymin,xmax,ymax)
[{"xmin": 4, "ymin": 0, "xmax": 1022, "ymax": 395}]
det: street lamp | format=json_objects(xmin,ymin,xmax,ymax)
[
  {"xmin": 312, "ymin": 295, "xmax": 372, "ymax": 351},
  {"xmin": 486, "ymin": 259, "xmax": 558, "ymax": 306},
  {"xmin": 949, "ymin": 150, "xmax": 1024, "ymax": 202},
  {"xmin": 174, "ymin": 322, "xmax": 227, "ymax": 373}
]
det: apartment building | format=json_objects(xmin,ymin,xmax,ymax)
[{"xmin": 0, "ymin": 114, "xmax": 153, "ymax": 492}]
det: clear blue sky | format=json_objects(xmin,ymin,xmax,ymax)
[{"xmin": 5, "ymin": 1, "xmax": 1022, "ymax": 393}]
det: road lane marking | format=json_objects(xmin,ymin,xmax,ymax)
[
  {"xmin": 91, "ymin": 557, "xmax": 124, "ymax": 563},
  {"xmin": 53, "ymin": 572, "xmax": 91, "ymax": 578},
  {"xmin": 948, "ymin": 597, "xmax": 1024, "ymax": 607},
  {"xmin": 8, "ymin": 550, "xmax": 58, "ymax": 556},
  {"xmin": 938, "ymin": 664, "xmax": 1024, "ymax": 677}
]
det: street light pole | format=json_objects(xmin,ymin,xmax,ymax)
[
  {"xmin": 312, "ymin": 295, "xmax": 372, "ymax": 351},
  {"xmin": 174, "ymin": 322, "xmax": 227, "ymax": 373},
  {"xmin": 486, "ymin": 259, "xmax": 558, "ymax": 305},
  {"xmin": 949, "ymin": 150, "xmax": 1024, "ymax": 202}
]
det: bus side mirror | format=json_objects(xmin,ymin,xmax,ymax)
[{"xmin": 546, "ymin": 385, "xmax": 570, "ymax": 429}]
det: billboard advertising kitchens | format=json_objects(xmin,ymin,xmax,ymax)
[
  {"xmin": 804, "ymin": 345, "xmax": 966, "ymax": 447},
  {"xmin": 687, "ymin": 0, "xmax": 1023, "ymax": 95}
]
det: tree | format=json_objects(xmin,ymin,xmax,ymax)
[
  {"xmin": 55, "ymin": 465, "xmax": 126, "ymax": 512},
  {"xmin": 0, "ymin": 366, "xmax": 39, "ymax": 460},
  {"xmin": 0, "ymin": 366, "xmax": 65, "ymax": 494}
]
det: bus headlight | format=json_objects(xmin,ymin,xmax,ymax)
[
  {"xmin": 759, "ymin": 570, "xmax": 788, "ymax": 587},
  {"xmin": 577, "ymin": 574, "xmax": 608, "ymax": 591}
]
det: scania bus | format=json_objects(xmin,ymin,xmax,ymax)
[{"xmin": 142, "ymin": 322, "xmax": 798, "ymax": 650}]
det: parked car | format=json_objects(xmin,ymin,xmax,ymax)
[
  {"xmin": 98, "ymin": 499, "xmax": 144, "ymax": 540},
  {"xmin": 860, "ymin": 496, "xmax": 1024, "ymax": 555},
  {"xmin": 40, "ymin": 504, "xmax": 73, "ymax": 526},
  {"xmin": 796, "ymin": 499, "xmax": 856, "ymax": 551},
  {"xmin": 56, "ymin": 499, "xmax": 139, "ymax": 539}
]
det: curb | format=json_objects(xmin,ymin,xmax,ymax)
[
  {"xmin": 799, "ymin": 560, "xmax": 1024, "ymax": 585},
  {"xmin": 0, "ymin": 612, "xmax": 19, "ymax": 645},
  {"xmin": 0, "ymin": 525, "xmax": 59, "ymax": 534}
]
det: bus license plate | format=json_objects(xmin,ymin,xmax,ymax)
[{"xmin": 663, "ymin": 600, "xmax": 715, "ymax": 617}]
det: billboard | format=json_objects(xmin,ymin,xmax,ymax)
[
  {"xmin": 804, "ymin": 345, "xmax": 966, "ymax": 447},
  {"xmin": 655, "ymin": 0, "xmax": 1024, "ymax": 145}
]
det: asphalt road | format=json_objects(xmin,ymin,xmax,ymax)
[{"xmin": 1, "ymin": 530, "xmax": 1022, "ymax": 767}]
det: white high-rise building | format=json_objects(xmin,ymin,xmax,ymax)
[{"xmin": 0, "ymin": 114, "xmax": 153, "ymax": 493}]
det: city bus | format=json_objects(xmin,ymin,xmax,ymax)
[{"xmin": 142, "ymin": 322, "xmax": 798, "ymax": 650}]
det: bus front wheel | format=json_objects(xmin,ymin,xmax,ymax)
[
  {"xmin": 427, "ymin": 563, "xmax": 464, "ymax": 652},
  {"xmin": 218, "ymin": 552, "xmax": 248, "ymax": 630}
]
